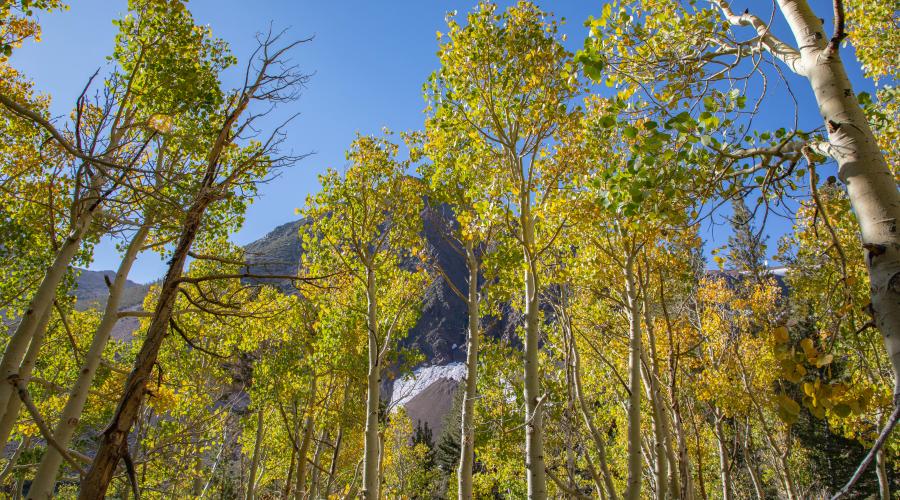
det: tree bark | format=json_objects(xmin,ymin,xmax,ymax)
[
  {"xmin": 716, "ymin": 0, "xmax": 900, "ymax": 406},
  {"xmin": 624, "ymin": 253, "xmax": 643, "ymax": 500},
  {"xmin": 0, "ymin": 189, "xmax": 99, "ymax": 452},
  {"xmin": 324, "ymin": 382, "xmax": 348, "ymax": 499},
  {"xmin": 742, "ymin": 420, "xmax": 766, "ymax": 500},
  {"xmin": 458, "ymin": 243, "xmax": 480, "ymax": 500},
  {"xmin": 876, "ymin": 446, "xmax": 890, "ymax": 500},
  {"xmin": 661, "ymin": 277, "xmax": 692, "ymax": 500},
  {"xmin": 0, "ymin": 305, "xmax": 54, "ymax": 453},
  {"xmin": 295, "ymin": 376, "xmax": 317, "ymax": 500},
  {"xmin": 309, "ymin": 428, "xmax": 327, "ymax": 500},
  {"xmin": 568, "ymin": 317, "xmax": 617, "ymax": 499},
  {"xmin": 641, "ymin": 304, "xmax": 673, "ymax": 500},
  {"xmin": 28, "ymin": 223, "xmax": 150, "ymax": 499},
  {"xmin": 521, "ymin": 208, "xmax": 547, "ymax": 500},
  {"xmin": 77, "ymin": 189, "xmax": 215, "ymax": 499},
  {"xmin": 361, "ymin": 266, "xmax": 381, "ymax": 500},
  {"xmin": 713, "ymin": 414, "xmax": 734, "ymax": 500},
  {"xmin": 284, "ymin": 409, "xmax": 300, "ymax": 500},
  {"xmin": 246, "ymin": 408, "xmax": 266, "ymax": 500},
  {"xmin": 777, "ymin": 0, "xmax": 900, "ymax": 404}
]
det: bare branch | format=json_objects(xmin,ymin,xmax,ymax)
[
  {"xmin": 0, "ymin": 93, "xmax": 122, "ymax": 170},
  {"xmin": 710, "ymin": 0, "xmax": 804, "ymax": 75},
  {"xmin": 8, "ymin": 375, "xmax": 86, "ymax": 475},
  {"xmin": 831, "ymin": 405, "xmax": 900, "ymax": 499},
  {"xmin": 827, "ymin": 0, "xmax": 846, "ymax": 55}
]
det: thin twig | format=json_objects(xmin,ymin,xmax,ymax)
[
  {"xmin": 831, "ymin": 405, "xmax": 900, "ymax": 499},
  {"xmin": 123, "ymin": 449, "xmax": 141, "ymax": 500},
  {"xmin": 7, "ymin": 374, "xmax": 86, "ymax": 475}
]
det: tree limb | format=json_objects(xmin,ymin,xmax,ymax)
[
  {"xmin": 827, "ymin": 0, "xmax": 846, "ymax": 54},
  {"xmin": 710, "ymin": 0, "xmax": 804, "ymax": 75},
  {"xmin": 831, "ymin": 404, "xmax": 900, "ymax": 499},
  {"xmin": 7, "ymin": 374, "xmax": 86, "ymax": 475}
]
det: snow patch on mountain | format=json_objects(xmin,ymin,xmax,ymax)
[{"xmin": 390, "ymin": 362, "xmax": 466, "ymax": 411}]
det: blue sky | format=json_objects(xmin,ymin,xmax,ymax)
[{"xmin": 11, "ymin": 1, "xmax": 877, "ymax": 283}]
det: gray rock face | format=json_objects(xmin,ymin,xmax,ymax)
[
  {"xmin": 72, "ymin": 269, "xmax": 149, "ymax": 341},
  {"xmin": 237, "ymin": 204, "xmax": 514, "ymax": 366},
  {"xmin": 74, "ymin": 206, "xmax": 503, "ymax": 429}
]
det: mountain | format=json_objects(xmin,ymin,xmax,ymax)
[
  {"xmin": 74, "ymin": 205, "xmax": 491, "ymax": 428},
  {"xmin": 239, "ymin": 204, "xmax": 516, "ymax": 365},
  {"xmin": 72, "ymin": 270, "xmax": 150, "ymax": 341}
]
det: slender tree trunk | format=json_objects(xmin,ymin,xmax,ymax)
[
  {"xmin": 247, "ymin": 408, "xmax": 266, "ymax": 500},
  {"xmin": 284, "ymin": 407, "xmax": 300, "ymax": 500},
  {"xmin": 641, "ymin": 305, "xmax": 672, "ymax": 500},
  {"xmin": 672, "ymin": 396, "xmax": 693, "ymax": 500},
  {"xmin": 78, "ymin": 189, "xmax": 216, "ymax": 499},
  {"xmin": 713, "ymin": 414, "xmax": 734, "ymax": 500},
  {"xmin": 624, "ymin": 253, "xmax": 643, "ymax": 500},
  {"xmin": 309, "ymin": 428, "xmax": 327, "ymax": 500},
  {"xmin": 876, "ymin": 446, "xmax": 890, "ymax": 500},
  {"xmin": 0, "ymin": 305, "xmax": 54, "ymax": 455},
  {"xmin": 361, "ymin": 266, "xmax": 381, "ymax": 500},
  {"xmin": 521, "ymin": 209, "xmax": 547, "ymax": 500},
  {"xmin": 28, "ymin": 223, "xmax": 150, "ymax": 499},
  {"xmin": 742, "ymin": 421, "xmax": 765, "ymax": 500},
  {"xmin": 772, "ymin": 0, "xmax": 900, "ymax": 403},
  {"xmin": 688, "ymin": 402, "xmax": 708, "ymax": 500},
  {"xmin": 325, "ymin": 385, "xmax": 348, "ymax": 499},
  {"xmin": 295, "ymin": 377, "xmax": 317, "ymax": 500},
  {"xmin": 458, "ymin": 244, "xmax": 480, "ymax": 500},
  {"xmin": 568, "ymin": 316, "xmax": 617, "ymax": 499},
  {"xmin": 0, "ymin": 189, "xmax": 99, "ymax": 451},
  {"xmin": 13, "ymin": 473, "xmax": 24, "ymax": 500}
]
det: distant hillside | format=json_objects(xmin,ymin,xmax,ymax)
[
  {"xmin": 72, "ymin": 270, "xmax": 150, "ymax": 340},
  {"xmin": 72, "ymin": 270, "xmax": 149, "ymax": 312},
  {"xmin": 240, "ymin": 205, "xmax": 518, "ymax": 366}
]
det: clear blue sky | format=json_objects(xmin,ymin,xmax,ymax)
[{"xmin": 11, "ymin": 1, "xmax": 877, "ymax": 283}]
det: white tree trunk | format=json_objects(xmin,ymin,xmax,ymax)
[
  {"xmin": 308, "ymin": 428, "xmax": 327, "ymax": 500},
  {"xmin": 641, "ymin": 308, "xmax": 673, "ymax": 500},
  {"xmin": 570, "ymin": 320, "xmax": 618, "ymax": 499},
  {"xmin": 714, "ymin": 414, "xmax": 734, "ymax": 500},
  {"xmin": 458, "ymin": 244, "xmax": 480, "ymax": 500},
  {"xmin": 624, "ymin": 254, "xmax": 643, "ymax": 500},
  {"xmin": 295, "ymin": 376, "xmax": 317, "ymax": 500},
  {"xmin": 246, "ymin": 407, "xmax": 266, "ymax": 500},
  {"xmin": 0, "ymin": 203, "xmax": 97, "ymax": 451},
  {"xmin": 28, "ymin": 223, "xmax": 150, "ymax": 499},
  {"xmin": 522, "ymin": 210, "xmax": 547, "ymax": 499},
  {"xmin": 0, "ymin": 305, "xmax": 54, "ymax": 453},
  {"xmin": 361, "ymin": 266, "xmax": 381, "ymax": 500},
  {"xmin": 876, "ymin": 446, "xmax": 890, "ymax": 500},
  {"xmin": 773, "ymin": 0, "xmax": 900, "ymax": 403}
]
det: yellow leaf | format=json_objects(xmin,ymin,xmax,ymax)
[
  {"xmin": 800, "ymin": 338, "xmax": 818, "ymax": 360},
  {"xmin": 803, "ymin": 381, "xmax": 815, "ymax": 397},
  {"xmin": 773, "ymin": 326, "xmax": 789, "ymax": 344},
  {"xmin": 815, "ymin": 353, "xmax": 833, "ymax": 368}
]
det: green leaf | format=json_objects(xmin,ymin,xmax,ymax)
[{"xmin": 832, "ymin": 404, "xmax": 852, "ymax": 418}]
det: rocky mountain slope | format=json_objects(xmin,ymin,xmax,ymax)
[
  {"xmin": 75, "ymin": 204, "xmax": 493, "ymax": 429},
  {"xmin": 72, "ymin": 270, "xmax": 149, "ymax": 341}
]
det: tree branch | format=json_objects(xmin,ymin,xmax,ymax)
[
  {"xmin": 8, "ymin": 374, "xmax": 86, "ymax": 475},
  {"xmin": 827, "ymin": 0, "xmax": 846, "ymax": 54},
  {"xmin": 0, "ymin": 93, "xmax": 122, "ymax": 170},
  {"xmin": 831, "ymin": 404, "xmax": 900, "ymax": 499},
  {"xmin": 710, "ymin": 0, "xmax": 804, "ymax": 75}
]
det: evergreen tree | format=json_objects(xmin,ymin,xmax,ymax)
[
  {"xmin": 727, "ymin": 197, "xmax": 770, "ymax": 283},
  {"xmin": 435, "ymin": 386, "xmax": 463, "ymax": 474}
]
